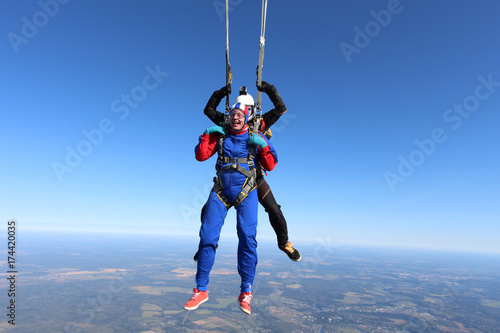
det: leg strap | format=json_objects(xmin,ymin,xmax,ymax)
[
  {"xmin": 213, "ymin": 177, "xmax": 232, "ymax": 208},
  {"xmin": 213, "ymin": 167, "xmax": 257, "ymax": 208}
]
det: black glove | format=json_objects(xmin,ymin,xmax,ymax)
[
  {"xmin": 218, "ymin": 84, "xmax": 231, "ymax": 97},
  {"xmin": 205, "ymin": 85, "xmax": 230, "ymax": 115},
  {"xmin": 256, "ymin": 81, "xmax": 272, "ymax": 93}
]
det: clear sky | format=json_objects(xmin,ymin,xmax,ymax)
[{"xmin": 1, "ymin": 1, "xmax": 499, "ymax": 254}]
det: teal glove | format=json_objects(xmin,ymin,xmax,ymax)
[
  {"xmin": 205, "ymin": 125, "xmax": 225, "ymax": 136},
  {"xmin": 248, "ymin": 133, "xmax": 267, "ymax": 149}
]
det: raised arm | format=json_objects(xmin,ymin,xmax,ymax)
[
  {"xmin": 258, "ymin": 81, "xmax": 287, "ymax": 131},
  {"xmin": 204, "ymin": 85, "xmax": 231, "ymax": 126}
]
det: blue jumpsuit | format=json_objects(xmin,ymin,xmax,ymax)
[{"xmin": 194, "ymin": 129, "xmax": 277, "ymax": 293}]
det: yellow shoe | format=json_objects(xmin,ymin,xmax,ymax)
[{"xmin": 281, "ymin": 241, "xmax": 301, "ymax": 262}]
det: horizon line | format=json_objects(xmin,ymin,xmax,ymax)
[{"xmin": 18, "ymin": 225, "xmax": 500, "ymax": 256}]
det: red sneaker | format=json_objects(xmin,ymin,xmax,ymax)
[
  {"xmin": 184, "ymin": 288, "xmax": 208, "ymax": 310},
  {"xmin": 238, "ymin": 292, "xmax": 253, "ymax": 315}
]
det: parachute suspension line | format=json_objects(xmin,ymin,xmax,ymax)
[
  {"xmin": 260, "ymin": 0, "xmax": 268, "ymax": 45},
  {"xmin": 225, "ymin": 0, "xmax": 233, "ymax": 123},
  {"xmin": 254, "ymin": 0, "xmax": 268, "ymax": 132}
]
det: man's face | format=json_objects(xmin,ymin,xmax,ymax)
[{"xmin": 229, "ymin": 109, "xmax": 246, "ymax": 131}]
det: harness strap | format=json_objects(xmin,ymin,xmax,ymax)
[
  {"xmin": 213, "ymin": 177, "xmax": 232, "ymax": 208},
  {"xmin": 234, "ymin": 175, "xmax": 257, "ymax": 207},
  {"xmin": 213, "ymin": 174, "xmax": 257, "ymax": 208},
  {"xmin": 218, "ymin": 156, "xmax": 254, "ymax": 166},
  {"xmin": 217, "ymin": 158, "xmax": 255, "ymax": 170},
  {"xmin": 217, "ymin": 164, "xmax": 255, "ymax": 180},
  {"xmin": 213, "ymin": 132, "xmax": 258, "ymax": 208}
]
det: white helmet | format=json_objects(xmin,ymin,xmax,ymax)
[{"xmin": 235, "ymin": 87, "xmax": 255, "ymax": 121}]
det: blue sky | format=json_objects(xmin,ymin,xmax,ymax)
[{"xmin": 1, "ymin": 1, "xmax": 499, "ymax": 254}]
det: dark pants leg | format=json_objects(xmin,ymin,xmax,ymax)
[{"xmin": 257, "ymin": 177, "xmax": 289, "ymax": 249}]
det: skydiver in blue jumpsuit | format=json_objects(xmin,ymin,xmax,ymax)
[
  {"xmin": 195, "ymin": 82, "xmax": 301, "ymax": 262},
  {"xmin": 184, "ymin": 103, "xmax": 278, "ymax": 315}
]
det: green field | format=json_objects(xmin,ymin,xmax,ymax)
[{"xmin": 484, "ymin": 301, "xmax": 500, "ymax": 308}]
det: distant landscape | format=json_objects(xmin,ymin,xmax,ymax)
[{"xmin": 1, "ymin": 232, "xmax": 499, "ymax": 332}]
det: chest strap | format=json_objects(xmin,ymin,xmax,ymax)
[{"xmin": 217, "ymin": 156, "xmax": 255, "ymax": 169}]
